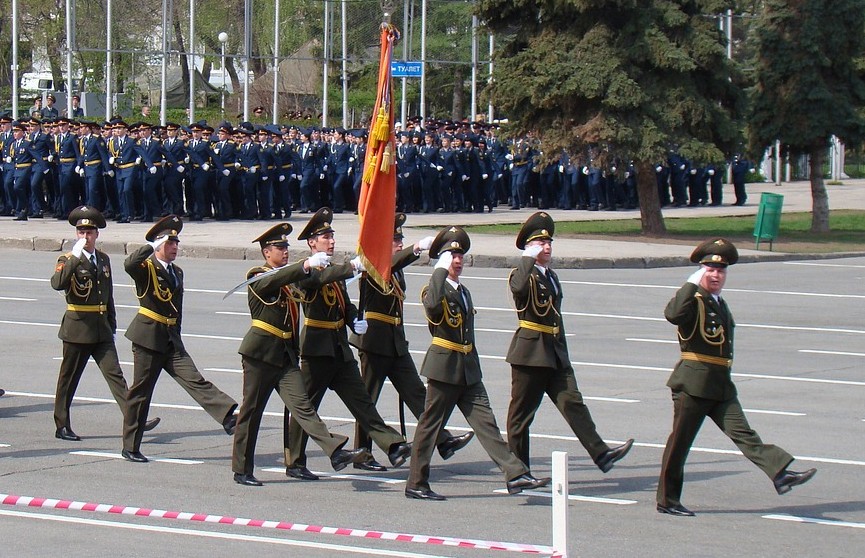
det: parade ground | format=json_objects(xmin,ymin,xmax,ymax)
[{"xmin": 1, "ymin": 180, "xmax": 864, "ymax": 557}]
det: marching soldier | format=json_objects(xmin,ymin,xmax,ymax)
[
  {"xmin": 405, "ymin": 226, "xmax": 551, "ymax": 501},
  {"xmin": 10, "ymin": 120, "xmax": 34, "ymax": 221},
  {"xmin": 232, "ymin": 223, "xmax": 369, "ymax": 486},
  {"xmin": 1, "ymin": 114, "xmax": 15, "ymax": 216},
  {"xmin": 121, "ymin": 215, "xmax": 238, "ymax": 463},
  {"xmin": 54, "ymin": 118, "xmax": 81, "ymax": 220},
  {"xmin": 657, "ymin": 239, "xmax": 816, "ymax": 516},
  {"xmin": 76, "ymin": 121, "xmax": 112, "ymax": 213},
  {"xmin": 50, "ymin": 206, "xmax": 160, "ymax": 441},
  {"xmin": 161, "ymin": 123, "xmax": 187, "ymax": 216},
  {"xmin": 283, "ymin": 208, "xmax": 412, "ymax": 481},
  {"xmin": 506, "ymin": 212, "xmax": 634, "ymax": 470},
  {"xmin": 211, "ymin": 123, "xmax": 237, "ymax": 221},
  {"xmin": 235, "ymin": 123, "xmax": 263, "ymax": 219},
  {"xmin": 349, "ymin": 214, "xmax": 474, "ymax": 471}
]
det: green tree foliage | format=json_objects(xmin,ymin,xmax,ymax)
[
  {"xmin": 478, "ymin": 0, "xmax": 744, "ymax": 235},
  {"xmin": 747, "ymin": 0, "xmax": 865, "ymax": 233}
]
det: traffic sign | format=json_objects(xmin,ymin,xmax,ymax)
[{"xmin": 391, "ymin": 61, "xmax": 423, "ymax": 78}]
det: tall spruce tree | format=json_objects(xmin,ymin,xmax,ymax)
[
  {"xmin": 748, "ymin": 0, "xmax": 865, "ymax": 233},
  {"xmin": 478, "ymin": 0, "xmax": 743, "ymax": 235}
]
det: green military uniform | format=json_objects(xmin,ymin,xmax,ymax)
[
  {"xmin": 123, "ymin": 215, "xmax": 237, "ymax": 456},
  {"xmin": 657, "ymin": 239, "xmax": 795, "ymax": 510},
  {"xmin": 506, "ymin": 212, "xmax": 623, "ymax": 469},
  {"xmin": 284, "ymin": 208, "xmax": 406, "ymax": 473},
  {"xmin": 350, "ymin": 218, "xmax": 460, "ymax": 463},
  {"xmin": 50, "ymin": 207, "xmax": 129, "ymax": 438},
  {"xmin": 232, "ymin": 224, "xmax": 349, "ymax": 480},
  {"xmin": 406, "ymin": 227, "xmax": 529, "ymax": 496}
]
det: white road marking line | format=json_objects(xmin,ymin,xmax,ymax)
[
  {"xmin": 0, "ymin": 296, "xmax": 37, "ymax": 301},
  {"xmin": 626, "ymin": 338, "xmax": 678, "ymax": 344},
  {"xmin": 491, "ymin": 489, "xmax": 637, "ymax": 505},
  {"xmin": 70, "ymin": 450, "xmax": 203, "ymax": 465},
  {"xmin": 764, "ymin": 513, "xmax": 865, "ymax": 530},
  {"xmin": 260, "ymin": 468, "xmax": 406, "ymax": 484},
  {"xmin": 742, "ymin": 409, "xmax": 806, "ymax": 417},
  {"xmin": 784, "ymin": 261, "xmax": 865, "ymax": 269},
  {"xmin": 0, "ymin": 276, "xmax": 49, "ymax": 282},
  {"xmin": 0, "ymin": 444, "xmax": 9, "ymax": 448},
  {"xmin": 0, "ymin": 509, "xmax": 452, "ymax": 558},
  {"xmin": 204, "ymin": 367, "xmax": 243, "ymax": 374},
  {"xmin": 799, "ymin": 349, "xmax": 865, "ymax": 357}
]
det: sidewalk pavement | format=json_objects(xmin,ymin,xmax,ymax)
[{"xmin": 2, "ymin": 180, "xmax": 863, "ymax": 269}]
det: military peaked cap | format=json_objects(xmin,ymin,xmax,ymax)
[
  {"xmin": 429, "ymin": 226, "xmax": 471, "ymax": 259},
  {"xmin": 690, "ymin": 238, "xmax": 738, "ymax": 267},
  {"xmin": 516, "ymin": 211, "xmax": 555, "ymax": 250}
]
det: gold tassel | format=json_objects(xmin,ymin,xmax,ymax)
[
  {"xmin": 379, "ymin": 143, "xmax": 392, "ymax": 173},
  {"xmin": 362, "ymin": 155, "xmax": 377, "ymax": 184},
  {"xmin": 372, "ymin": 106, "xmax": 390, "ymax": 143}
]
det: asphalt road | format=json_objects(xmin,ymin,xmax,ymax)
[{"xmin": 1, "ymin": 249, "xmax": 863, "ymax": 557}]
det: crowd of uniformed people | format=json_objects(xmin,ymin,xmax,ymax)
[{"xmin": 0, "ymin": 111, "xmax": 756, "ymax": 224}]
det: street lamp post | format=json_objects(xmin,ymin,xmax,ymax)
[{"xmin": 219, "ymin": 32, "xmax": 228, "ymax": 115}]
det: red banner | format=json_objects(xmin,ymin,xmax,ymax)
[{"xmin": 357, "ymin": 23, "xmax": 400, "ymax": 289}]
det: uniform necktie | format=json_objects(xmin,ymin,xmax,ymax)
[
  {"xmin": 90, "ymin": 254, "xmax": 97, "ymax": 269},
  {"xmin": 167, "ymin": 264, "xmax": 177, "ymax": 288}
]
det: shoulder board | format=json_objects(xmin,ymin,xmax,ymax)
[{"xmin": 246, "ymin": 265, "xmax": 270, "ymax": 280}]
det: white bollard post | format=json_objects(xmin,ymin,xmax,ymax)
[{"xmin": 551, "ymin": 451, "xmax": 569, "ymax": 558}]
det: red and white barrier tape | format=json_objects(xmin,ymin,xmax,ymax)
[{"xmin": 1, "ymin": 492, "xmax": 555, "ymax": 555}]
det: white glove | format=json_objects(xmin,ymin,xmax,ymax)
[
  {"xmin": 436, "ymin": 165, "xmax": 443, "ymax": 171},
  {"xmin": 106, "ymin": 170, "xmax": 115, "ymax": 177},
  {"xmin": 508, "ymin": 164, "xmax": 513, "ymax": 170},
  {"xmin": 148, "ymin": 235, "xmax": 169, "ymax": 252},
  {"xmin": 679, "ymin": 164, "xmax": 686, "ymax": 170},
  {"xmin": 278, "ymin": 174, "xmax": 285, "ymax": 182},
  {"xmin": 559, "ymin": 165, "xmax": 564, "ymax": 173},
  {"xmin": 262, "ymin": 175, "xmax": 269, "ymax": 181},
  {"xmin": 47, "ymin": 154, "xmax": 54, "ymax": 162},
  {"xmin": 77, "ymin": 167, "xmax": 85, "ymax": 177},
  {"xmin": 505, "ymin": 153, "xmax": 513, "ymax": 161},
  {"xmin": 482, "ymin": 173, "xmax": 488, "ymax": 179},
  {"xmin": 496, "ymin": 173, "xmax": 502, "ymax": 179},
  {"xmin": 294, "ymin": 174, "xmax": 301, "ymax": 180},
  {"xmin": 403, "ymin": 172, "xmax": 410, "ymax": 178},
  {"xmin": 202, "ymin": 163, "xmax": 210, "ymax": 171},
  {"xmin": 71, "ymin": 237, "xmax": 86, "ymax": 258},
  {"xmin": 307, "ymin": 252, "xmax": 331, "ymax": 268},
  {"xmin": 149, "ymin": 166, "xmax": 158, "ymax": 174},
  {"xmin": 352, "ymin": 318, "xmax": 368, "ymax": 335},
  {"xmin": 222, "ymin": 169, "xmax": 230, "ymax": 176},
  {"xmin": 234, "ymin": 161, "xmax": 241, "ymax": 168},
  {"xmin": 350, "ymin": 256, "xmax": 365, "ymax": 273},
  {"xmin": 582, "ymin": 167, "xmax": 590, "ymax": 175},
  {"xmin": 522, "ymin": 244, "xmax": 543, "ymax": 259},
  {"xmin": 323, "ymin": 165, "xmax": 328, "ymax": 171},
  {"xmin": 349, "ymin": 157, "xmax": 355, "ymax": 162},
  {"xmin": 43, "ymin": 168, "xmax": 50, "ymax": 174},
  {"xmin": 461, "ymin": 175, "xmax": 468, "ymax": 181},
  {"xmin": 611, "ymin": 166, "xmax": 617, "ymax": 172},
  {"xmin": 319, "ymin": 173, "xmax": 325, "ymax": 180},
  {"xmin": 184, "ymin": 156, "xmax": 190, "ymax": 163},
  {"xmin": 108, "ymin": 156, "xmax": 115, "ymax": 165},
  {"xmin": 687, "ymin": 266, "xmax": 707, "ymax": 286},
  {"xmin": 135, "ymin": 157, "xmax": 142, "ymax": 165},
  {"xmin": 417, "ymin": 236, "xmax": 434, "ymax": 251},
  {"xmin": 176, "ymin": 165, "xmax": 185, "ymax": 173},
  {"xmin": 435, "ymin": 250, "xmax": 453, "ymax": 270},
  {"xmin": 708, "ymin": 169, "xmax": 715, "ymax": 176},
  {"xmin": 624, "ymin": 171, "xmax": 630, "ymax": 179},
  {"xmin": 655, "ymin": 165, "xmax": 663, "ymax": 173},
  {"xmin": 4, "ymin": 156, "xmax": 11, "ymax": 163},
  {"xmin": 249, "ymin": 166, "xmax": 257, "ymax": 174},
  {"xmin": 690, "ymin": 169, "xmax": 697, "ymax": 175}
]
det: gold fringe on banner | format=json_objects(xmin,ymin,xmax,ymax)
[{"xmin": 379, "ymin": 143, "xmax": 392, "ymax": 173}]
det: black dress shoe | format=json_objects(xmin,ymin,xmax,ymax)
[
  {"xmin": 387, "ymin": 442, "xmax": 412, "ymax": 468},
  {"xmin": 285, "ymin": 466, "xmax": 319, "ymax": 481},
  {"xmin": 773, "ymin": 468, "xmax": 817, "ymax": 495},
  {"xmin": 596, "ymin": 438, "xmax": 635, "ymax": 473},
  {"xmin": 330, "ymin": 448, "xmax": 372, "ymax": 471},
  {"xmin": 437, "ymin": 432, "xmax": 475, "ymax": 460},
  {"xmin": 353, "ymin": 458, "xmax": 388, "ymax": 472},
  {"xmin": 121, "ymin": 449, "xmax": 149, "ymax": 463},
  {"xmin": 223, "ymin": 414, "xmax": 237, "ymax": 435},
  {"xmin": 657, "ymin": 503, "xmax": 695, "ymax": 517},
  {"xmin": 234, "ymin": 473, "xmax": 263, "ymax": 486},
  {"xmin": 405, "ymin": 487, "xmax": 446, "ymax": 501},
  {"xmin": 144, "ymin": 417, "xmax": 161, "ymax": 432},
  {"xmin": 506, "ymin": 473, "xmax": 552, "ymax": 495},
  {"xmin": 13, "ymin": 213, "xmax": 27, "ymax": 221},
  {"xmin": 55, "ymin": 426, "xmax": 81, "ymax": 441},
  {"xmin": 0, "ymin": 388, "xmax": 5, "ymax": 397}
]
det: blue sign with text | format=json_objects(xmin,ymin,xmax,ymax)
[{"xmin": 391, "ymin": 61, "xmax": 423, "ymax": 78}]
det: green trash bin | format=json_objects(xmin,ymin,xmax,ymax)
[{"xmin": 753, "ymin": 192, "xmax": 784, "ymax": 250}]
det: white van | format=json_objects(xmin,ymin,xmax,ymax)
[{"xmin": 21, "ymin": 72, "xmax": 81, "ymax": 93}]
